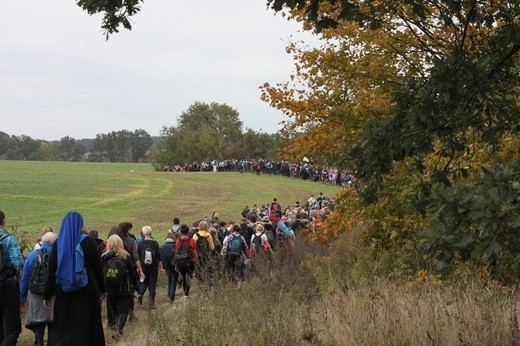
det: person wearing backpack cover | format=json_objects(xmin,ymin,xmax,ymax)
[
  {"xmin": 250, "ymin": 223, "xmax": 274, "ymax": 274},
  {"xmin": 101, "ymin": 235, "xmax": 138, "ymax": 341},
  {"xmin": 20, "ymin": 231, "xmax": 57, "ymax": 346},
  {"xmin": 0, "ymin": 210, "xmax": 24, "ymax": 346},
  {"xmin": 43, "ymin": 211, "xmax": 106, "ymax": 346},
  {"xmin": 136, "ymin": 226, "xmax": 163, "ymax": 309},
  {"xmin": 221, "ymin": 224, "xmax": 249, "ymax": 283},
  {"xmin": 191, "ymin": 221, "xmax": 215, "ymax": 287}
]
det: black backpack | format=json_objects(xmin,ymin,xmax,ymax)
[
  {"xmin": 0, "ymin": 234, "xmax": 15, "ymax": 282},
  {"xmin": 104, "ymin": 255, "xmax": 128, "ymax": 291},
  {"xmin": 28, "ymin": 249, "xmax": 50, "ymax": 295},
  {"xmin": 142, "ymin": 243, "xmax": 155, "ymax": 266},
  {"xmin": 171, "ymin": 239, "xmax": 191, "ymax": 270},
  {"xmin": 252, "ymin": 233, "xmax": 264, "ymax": 253},
  {"xmin": 195, "ymin": 232, "xmax": 210, "ymax": 263}
]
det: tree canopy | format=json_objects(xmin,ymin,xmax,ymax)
[
  {"xmin": 76, "ymin": 0, "xmax": 520, "ymax": 280},
  {"xmin": 153, "ymin": 101, "xmax": 284, "ymax": 169},
  {"xmin": 262, "ymin": 0, "xmax": 520, "ymax": 280}
]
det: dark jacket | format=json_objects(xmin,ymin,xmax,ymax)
[
  {"xmin": 101, "ymin": 250, "xmax": 138, "ymax": 296},
  {"xmin": 137, "ymin": 239, "xmax": 161, "ymax": 268},
  {"xmin": 44, "ymin": 235, "xmax": 106, "ymax": 300},
  {"xmin": 160, "ymin": 240, "xmax": 175, "ymax": 269}
]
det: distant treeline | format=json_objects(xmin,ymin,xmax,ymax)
[{"xmin": 0, "ymin": 130, "xmax": 161, "ymax": 163}]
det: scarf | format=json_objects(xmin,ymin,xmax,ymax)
[{"xmin": 56, "ymin": 211, "xmax": 84, "ymax": 287}]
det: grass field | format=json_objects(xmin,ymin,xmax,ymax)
[
  {"xmin": 4, "ymin": 161, "xmax": 520, "ymax": 345},
  {"xmin": 0, "ymin": 160, "xmax": 340, "ymax": 247},
  {"xmin": 1, "ymin": 160, "xmax": 340, "ymax": 344}
]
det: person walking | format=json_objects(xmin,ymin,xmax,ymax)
[
  {"xmin": 101, "ymin": 235, "xmax": 138, "ymax": 341},
  {"xmin": 160, "ymin": 230, "xmax": 176, "ymax": 303},
  {"xmin": 221, "ymin": 224, "xmax": 249, "ymax": 283},
  {"xmin": 0, "ymin": 210, "xmax": 24, "ymax": 346},
  {"xmin": 43, "ymin": 211, "xmax": 106, "ymax": 346},
  {"xmin": 118, "ymin": 222, "xmax": 142, "ymax": 321},
  {"xmin": 174, "ymin": 224, "xmax": 197, "ymax": 300},
  {"xmin": 137, "ymin": 226, "xmax": 163, "ymax": 309},
  {"xmin": 20, "ymin": 231, "xmax": 57, "ymax": 346},
  {"xmin": 192, "ymin": 221, "xmax": 215, "ymax": 287}
]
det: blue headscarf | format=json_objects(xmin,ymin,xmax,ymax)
[{"xmin": 56, "ymin": 211, "xmax": 84, "ymax": 287}]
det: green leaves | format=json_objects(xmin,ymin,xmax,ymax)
[
  {"xmin": 421, "ymin": 162, "xmax": 520, "ymax": 279},
  {"xmin": 76, "ymin": 0, "xmax": 142, "ymax": 39},
  {"xmin": 153, "ymin": 102, "xmax": 284, "ymax": 166}
]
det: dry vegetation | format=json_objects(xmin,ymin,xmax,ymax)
[
  {"xmin": 88, "ymin": 236, "xmax": 520, "ymax": 346},
  {"xmin": 10, "ymin": 162, "xmax": 517, "ymax": 345}
]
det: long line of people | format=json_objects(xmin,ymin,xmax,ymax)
[
  {"xmin": 5, "ymin": 193, "xmax": 333, "ymax": 344},
  {"xmin": 162, "ymin": 158, "xmax": 359, "ymax": 188}
]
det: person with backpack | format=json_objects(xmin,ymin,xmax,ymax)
[
  {"xmin": 191, "ymin": 221, "xmax": 215, "ymax": 287},
  {"xmin": 250, "ymin": 223, "xmax": 274, "ymax": 274},
  {"xmin": 170, "ymin": 217, "xmax": 181, "ymax": 234},
  {"xmin": 160, "ymin": 230, "xmax": 176, "ymax": 303},
  {"xmin": 262, "ymin": 221, "xmax": 276, "ymax": 251},
  {"xmin": 20, "ymin": 231, "xmax": 57, "ymax": 346},
  {"xmin": 101, "ymin": 235, "xmax": 138, "ymax": 341},
  {"xmin": 118, "ymin": 221, "xmax": 142, "ymax": 321},
  {"xmin": 250, "ymin": 223, "xmax": 272, "ymax": 256},
  {"xmin": 174, "ymin": 224, "xmax": 197, "ymax": 299},
  {"xmin": 136, "ymin": 226, "xmax": 163, "ymax": 309},
  {"xmin": 244, "ymin": 216, "xmax": 257, "ymax": 247},
  {"xmin": 221, "ymin": 224, "xmax": 249, "ymax": 283},
  {"xmin": 43, "ymin": 211, "xmax": 106, "ymax": 346},
  {"xmin": 0, "ymin": 211, "xmax": 24, "ymax": 346},
  {"xmin": 217, "ymin": 220, "xmax": 228, "ymax": 245}
]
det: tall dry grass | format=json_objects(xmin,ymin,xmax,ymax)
[{"xmin": 107, "ymin": 235, "xmax": 520, "ymax": 345}]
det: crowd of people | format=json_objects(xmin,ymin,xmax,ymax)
[
  {"xmin": 162, "ymin": 158, "xmax": 359, "ymax": 188},
  {"xmin": 0, "ymin": 192, "xmax": 334, "ymax": 345}
]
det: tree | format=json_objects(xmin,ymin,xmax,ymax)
[
  {"xmin": 59, "ymin": 136, "xmax": 76, "ymax": 161},
  {"xmin": 155, "ymin": 102, "xmax": 243, "ymax": 166},
  {"xmin": 33, "ymin": 141, "xmax": 59, "ymax": 161},
  {"xmin": 92, "ymin": 129, "xmax": 152, "ymax": 162},
  {"xmin": 267, "ymin": 1, "xmax": 520, "ymax": 197},
  {"xmin": 241, "ymin": 128, "xmax": 283, "ymax": 160},
  {"xmin": 76, "ymin": 0, "xmax": 143, "ymax": 39},
  {"xmin": 15, "ymin": 135, "xmax": 40, "ymax": 160},
  {"xmin": 129, "ymin": 129, "xmax": 153, "ymax": 162},
  {"xmin": 263, "ymin": 1, "xmax": 520, "ymax": 279},
  {"xmin": 71, "ymin": 142, "xmax": 87, "ymax": 161},
  {"xmin": 93, "ymin": 132, "xmax": 117, "ymax": 162},
  {"xmin": 0, "ymin": 132, "xmax": 13, "ymax": 158},
  {"xmin": 113, "ymin": 130, "xmax": 131, "ymax": 162}
]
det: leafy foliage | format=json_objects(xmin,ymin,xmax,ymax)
[
  {"xmin": 267, "ymin": 0, "xmax": 520, "ymax": 281},
  {"xmin": 422, "ymin": 162, "xmax": 520, "ymax": 281},
  {"xmin": 153, "ymin": 101, "xmax": 284, "ymax": 168},
  {"xmin": 92, "ymin": 129, "xmax": 152, "ymax": 163},
  {"xmin": 76, "ymin": 0, "xmax": 143, "ymax": 39}
]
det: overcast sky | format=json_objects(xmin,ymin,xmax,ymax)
[{"xmin": 0, "ymin": 1, "xmax": 312, "ymax": 141}]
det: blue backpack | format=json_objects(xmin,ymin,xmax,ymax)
[
  {"xmin": 61, "ymin": 233, "xmax": 89, "ymax": 293},
  {"xmin": 228, "ymin": 234, "xmax": 243, "ymax": 255}
]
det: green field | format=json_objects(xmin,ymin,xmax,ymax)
[{"xmin": 0, "ymin": 160, "xmax": 341, "ymax": 245}]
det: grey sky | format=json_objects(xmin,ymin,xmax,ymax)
[{"xmin": 0, "ymin": 1, "xmax": 310, "ymax": 140}]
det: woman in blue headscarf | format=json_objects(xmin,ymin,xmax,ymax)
[{"xmin": 43, "ymin": 211, "xmax": 107, "ymax": 345}]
